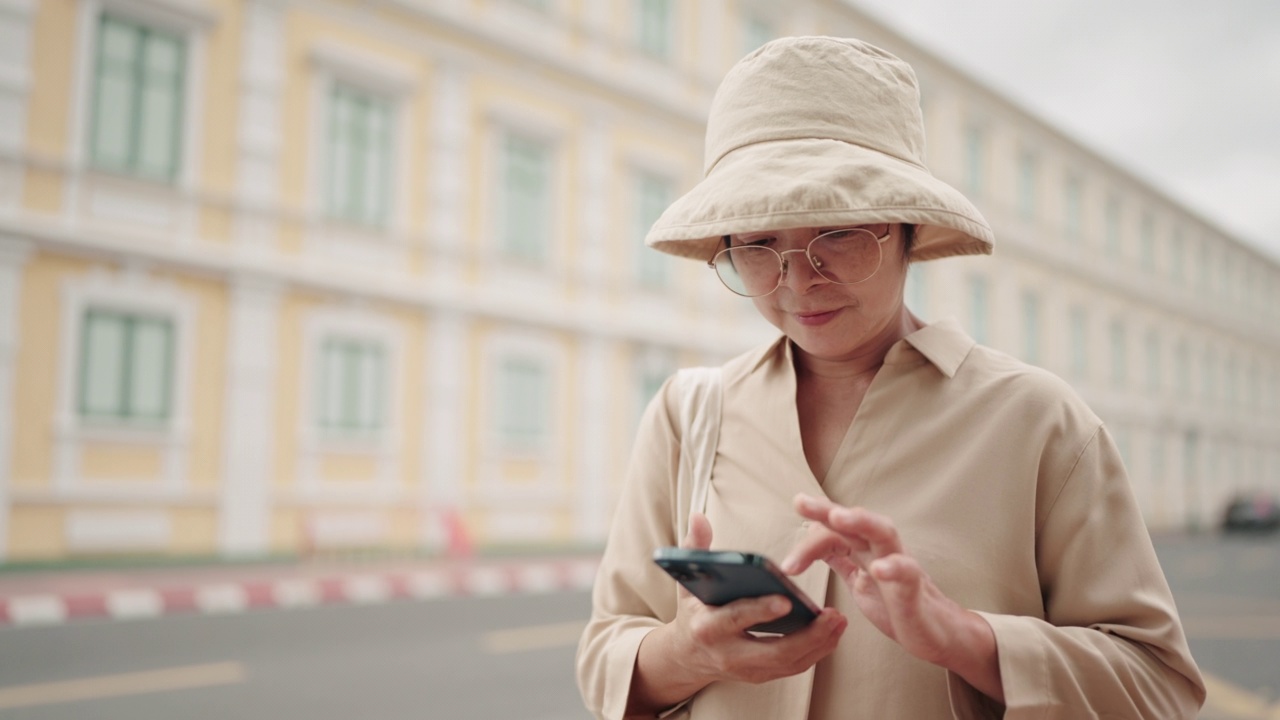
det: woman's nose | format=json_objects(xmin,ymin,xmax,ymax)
[{"xmin": 779, "ymin": 248, "xmax": 825, "ymax": 290}]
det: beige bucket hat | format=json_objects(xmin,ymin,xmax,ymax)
[{"xmin": 646, "ymin": 36, "xmax": 994, "ymax": 263}]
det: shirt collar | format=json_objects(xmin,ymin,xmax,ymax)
[{"xmin": 898, "ymin": 318, "xmax": 974, "ymax": 378}]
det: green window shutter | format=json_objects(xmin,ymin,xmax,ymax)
[
  {"xmin": 327, "ymin": 84, "xmax": 393, "ymax": 227},
  {"xmin": 89, "ymin": 15, "xmax": 185, "ymax": 181},
  {"xmin": 638, "ymin": 0, "xmax": 671, "ymax": 59},
  {"xmin": 636, "ymin": 171, "xmax": 671, "ymax": 288},
  {"xmin": 319, "ymin": 337, "xmax": 386, "ymax": 432},
  {"xmin": 128, "ymin": 316, "xmax": 174, "ymax": 420},
  {"xmin": 78, "ymin": 309, "xmax": 174, "ymax": 422},
  {"xmin": 503, "ymin": 132, "xmax": 550, "ymax": 265},
  {"xmin": 500, "ymin": 356, "xmax": 547, "ymax": 448}
]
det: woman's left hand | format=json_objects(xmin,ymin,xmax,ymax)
[{"xmin": 780, "ymin": 493, "xmax": 1005, "ymax": 703}]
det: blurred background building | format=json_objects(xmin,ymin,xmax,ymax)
[{"xmin": 0, "ymin": 0, "xmax": 1276, "ymax": 563}]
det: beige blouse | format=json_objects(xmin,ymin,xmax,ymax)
[{"xmin": 576, "ymin": 319, "xmax": 1205, "ymax": 719}]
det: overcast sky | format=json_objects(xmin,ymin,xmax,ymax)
[{"xmin": 851, "ymin": 0, "xmax": 1280, "ymax": 262}]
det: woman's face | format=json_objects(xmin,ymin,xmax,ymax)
[{"xmin": 736, "ymin": 224, "xmax": 912, "ymax": 363}]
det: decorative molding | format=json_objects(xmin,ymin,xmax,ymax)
[
  {"xmin": 308, "ymin": 39, "xmax": 417, "ymax": 96},
  {"xmin": 0, "ymin": 236, "xmax": 31, "ymax": 561},
  {"xmin": 66, "ymin": 508, "xmax": 172, "ymax": 551}
]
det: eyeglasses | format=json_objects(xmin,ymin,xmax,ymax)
[{"xmin": 708, "ymin": 225, "xmax": 892, "ymax": 297}]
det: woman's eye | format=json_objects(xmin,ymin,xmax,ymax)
[{"xmin": 735, "ymin": 237, "xmax": 775, "ymax": 247}]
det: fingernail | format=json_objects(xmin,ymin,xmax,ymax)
[
  {"xmin": 779, "ymin": 559, "xmax": 796, "ymax": 573},
  {"xmin": 770, "ymin": 598, "xmax": 789, "ymax": 614}
]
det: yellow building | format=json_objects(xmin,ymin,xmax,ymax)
[{"xmin": 0, "ymin": 0, "xmax": 1277, "ymax": 561}]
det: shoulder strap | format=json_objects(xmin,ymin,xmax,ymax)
[{"xmin": 674, "ymin": 366, "xmax": 724, "ymax": 540}]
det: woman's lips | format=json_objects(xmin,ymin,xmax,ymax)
[{"xmin": 794, "ymin": 309, "xmax": 840, "ymax": 326}]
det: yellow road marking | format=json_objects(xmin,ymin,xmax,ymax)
[
  {"xmin": 482, "ymin": 620, "xmax": 587, "ymax": 655},
  {"xmin": 0, "ymin": 662, "xmax": 246, "ymax": 710},
  {"xmin": 1202, "ymin": 671, "xmax": 1280, "ymax": 720}
]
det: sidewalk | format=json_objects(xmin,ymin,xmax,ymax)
[{"xmin": 0, "ymin": 552, "xmax": 601, "ymax": 628}]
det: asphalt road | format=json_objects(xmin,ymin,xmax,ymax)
[{"xmin": 0, "ymin": 532, "xmax": 1275, "ymax": 719}]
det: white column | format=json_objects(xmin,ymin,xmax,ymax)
[
  {"xmin": 234, "ymin": 0, "xmax": 286, "ymax": 258},
  {"xmin": 0, "ymin": 236, "xmax": 31, "ymax": 561},
  {"xmin": 423, "ymin": 310, "xmax": 468, "ymax": 549},
  {"xmin": 575, "ymin": 337, "xmax": 611, "ymax": 543},
  {"xmin": 218, "ymin": 275, "xmax": 281, "ymax": 556},
  {"xmin": 0, "ymin": 0, "xmax": 34, "ymax": 210},
  {"xmin": 429, "ymin": 61, "xmax": 471, "ymax": 291}
]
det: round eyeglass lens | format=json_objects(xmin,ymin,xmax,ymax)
[
  {"xmin": 713, "ymin": 245, "xmax": 782, "ymax": 297},
  {"xmin": 808, "ymin": 228, "xmax": 883, "ymax": 284}
]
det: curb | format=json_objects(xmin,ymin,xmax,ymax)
[{"xmin": 0, "ymin": 557, "xmax": 600, "ymax": 628}]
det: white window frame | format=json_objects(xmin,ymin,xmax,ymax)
[
  {"xmin": 483, "ymin": 102, "xmax": 567, "ymax": 284},
  {"xmin": 69, "ymin": 0, "xmax": 215, "ymax": 191},
  {"xmin": 306, "ymin": 40, "xmax": 414, "ymax": 234},
  {"xmin": 53, "ymin": 269, "xmax": 196, "ymax": 500},
  {"xmin": 297, "ymin": 308, "xmax": 404, "ymax": 502},
  {"xmin": 632, "ymin": 165, "xmax": 675, "ymax": 291},
  {"xmin": 477, "ymin": 328, "xmax": 567, "ymax": 505}
]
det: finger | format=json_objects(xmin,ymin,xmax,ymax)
[
  {"xmin": 827, "ymin": 506, "xmax": 903, "ymax": 558},
  {"xmin": 682, "ymin": 511, "xmax": 713, "ymax": 550},
  {"xmin": 870, "ymin": 554, "xmax": 926, "ymax": 622},
  {"xmin": 781, "ymin": 528, "xmax": 868, "ymax": 574},
  {"xmin": 718, "ymin": 594, "xmax": 792, "ymax": 634}
]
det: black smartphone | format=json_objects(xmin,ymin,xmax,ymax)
[{"xmin": 652, "ymin": 547, "xmax": 821, "ymax": 635}]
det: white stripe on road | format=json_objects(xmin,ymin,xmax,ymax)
[
  {"xmin": 196, "ymin": 584, "xmax": 249, "ymax": 614},
  {"xmin": 482, "ymin": 620, "xmax": 587, "ymax": 655},
  {"xmin": 466, "ymin": 567, "xmax": 507, "ymax": 597},
  {"xmin": 0, "ymin": 662, "xmax": 246, "ymax": 710},
  {"xmin": 271, "ymin": 579, "xmax": 321, "ymax": 608},
  {"xmin": 8, "ymin": 596, "xmax": 67, "ymax": 626},
  {"xmin": 406, "ymin": 571, "xmax": 449, "ymax": 599},
  {"xmin": 345, "ymin": 576, "xmax": 392, "ymax": 604},
  {"xmin": 106, "ymin": 590, "xmax": 163, "ymax": 620}
]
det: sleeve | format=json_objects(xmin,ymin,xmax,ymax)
[
  {"xmin": 575, "ymin": 379, "xmax": 686, "ymax": 720},
  {"xmin": 949, "ymin": 424, "xmax": 1207, "ymax": 720}
]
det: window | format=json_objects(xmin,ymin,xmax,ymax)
[
  {"xmin": 1021, "ymin": 291, "xmax": 1040, "ymax": 365},
  {"xmin": 318, "ymin": 338, "xmax": 386, "ymax": 432},
  {"xmin": 1140, "ymin": 213, "xmax": 1156, "ymax": 272},
  {"xmin": 500, "ymin": 131, "xmax": 552, "ymax": 265},
  {"xmin": 968, "ymin": 275, "xmax": 988, "ymax": 345},
  {"xmin": 89, "ymin": 14, "xmax": 186, "ymax": 181},
  {"xmin": 1144, "ymin": 330, "xmax": 1161, "ymax": 392},
  {"xmin": 1198, "ymin": 240, "xmax": 1211, "ymax": 289},
  {"xmin": 637, "ymin": 0, "xmax": 672, "ymax": 59},
  {"xmin": 1063, "ymin": 174, "xmax": 1082, "ymax": 241},
  {"xmin": 1069, "ymin": 306, "xmax": 1088, "ymax": 380},
  {"xmin": 1017, "ymin": 149, "xmax": 1036, "ymax": 221},
  {"xmin": 326, "ymin": 82, "xmax": 393, "ymax": 226},
  {"xmin": 964, "ymin": 125, "xmax": 984, "ymax": 197},
  {"xmin": 1174, "ymin": 341, "xmax": 1189, "ymax": 394},
  {"xmin": 78, "ymin": 309, "xmax": 175, "ymax": 422},
  {"xmin": 743, "ymin": 15, "xmax": 772, "ymax": 55},
  {"xmin": 905, "ymin": 263, "xmax": 927, "ymax": 316},
  {"xmin": 1110, "ymin": 320, "xmax": 1126, "ymax": 387},
  {"xmin": 498, "ymin": 355, "xmax": 549, "ymax": 450},
  {"xmin": 635, "ymin": 170, "xmax": 673, "ymax": 288},
  {"xmin": 1104, "ymin": 195, "xmax": 1122, "ymax": 257}
]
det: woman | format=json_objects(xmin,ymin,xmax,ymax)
[{"xmin": 576, "ymin": 36, "xmax": 1204, "ymax": 719}]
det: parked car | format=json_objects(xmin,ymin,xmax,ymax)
[{"xmin": 1220, "ymin": 492, "xmax": 1280, "ymax": 533}]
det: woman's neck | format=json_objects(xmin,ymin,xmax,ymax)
[{"xmin": 793, "ymin": 308, "xmax": 924, "ymax": 382}]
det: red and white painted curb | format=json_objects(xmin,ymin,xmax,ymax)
[{"xmin": 0, "ymin": 557, "xmax": 600, "ymax": 628}]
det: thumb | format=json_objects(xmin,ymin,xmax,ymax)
[{"xmin": 682, "ymin": 511, "xmax": 713, "ymax": 550}]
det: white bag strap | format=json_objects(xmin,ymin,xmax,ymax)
[{"xmin": 675, "ymin": 366, "xmax": 724, "ymax": 540}]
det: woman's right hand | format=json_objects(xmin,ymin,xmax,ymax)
[{"xmin": 627, "ymin": 512, "xmax": 848, "ymax": 715}]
